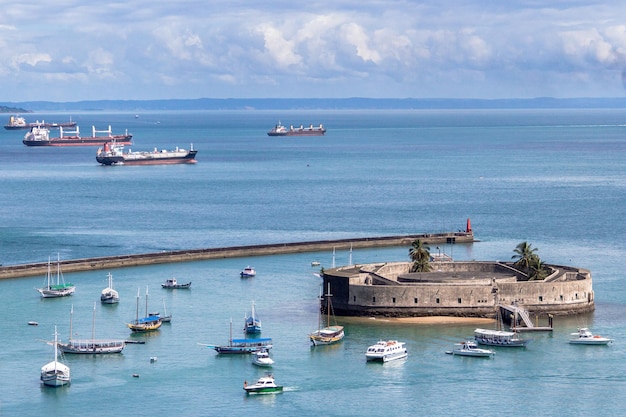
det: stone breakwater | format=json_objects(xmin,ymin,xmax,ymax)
[{"xmin": 0, "ymin": 231, "xmax": 474, "ymax": 280}]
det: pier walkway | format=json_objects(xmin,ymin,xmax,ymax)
[{"xmin": 0, "ymin": 231, "xmax": 474, "ymax": 280}]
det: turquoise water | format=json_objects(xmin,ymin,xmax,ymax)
[{"xmin": 1, "ymin": 109, "xmax": 626, "ymax": 416}]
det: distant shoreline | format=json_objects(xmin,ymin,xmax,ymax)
[{"xmin": 3, "ymin": 97, "xmax": 626, "ymax": 112}]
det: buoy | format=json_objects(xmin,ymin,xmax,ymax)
[{"xmin": 132, "ymin": 374, "xmax": 139, "ymax": 378}]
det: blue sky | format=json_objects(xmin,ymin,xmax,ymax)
[{"xmin": 2, "ymin": 0, "xmax": 626, "ymax": 102}]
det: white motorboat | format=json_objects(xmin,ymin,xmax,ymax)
[
  {"xmin": 365, "ymin": 340, "xmax": 408, "ymax": 362},
  {"xmin": 240, "ymin": 266, "xmax": 256, "ymax": 277},
  {"xmin": 100, "ymin": 272, "xmax": 120, "ymax": 304},
  {"xmin": 446, "ymin": 340, "xmax": 495, "ymax": 358},
  {"xmin": 569, "ymin": 328, "xmax": 613, "ymax": 345},
  {"xmin": 243, "ymin": 373, "xmax": 283, "ymax": 394},
  {"xmin": 252, "ymin": 349, "xmax": 274, "ymax": 367},
  {"xmin": 41, "ymin": 326, "xmax": 71, "ymax": 387}
]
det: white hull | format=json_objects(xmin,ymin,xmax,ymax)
[
  {"xmin": 38, "ymin": 287, "xmax": 75, "ymax": 298},
  {"xmin": 569, "ymin": 328, "xmax": 612, "ymax": 345},
  {"xmin": 365, "ymin": 340, "xmax": 408, "ymax": 362},
  {"xmin": 310, "ymin": 328, "xmax": 345, "ymax": 345},
  {"xmin": 59, "ymin": 340, "xmax": 125, "ymax": 354},
  {"xmin": 41, "ymin": 371, "xmax": 71, "ymax": 387}
]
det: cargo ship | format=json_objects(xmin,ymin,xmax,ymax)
[
  {"xmin": 5, "ymin": 115, "xmax": 77, "ymax": 130},
  {"xmin": 267, "ymin": 121, "xmax": 326, "ymax": 136},
  {"xmin": 23, "ymin": 125, "xmax": 132, "ymax": 147},
  {"xmin": 96, "ymin": 141, "xmax": 197, "ymax": 165}
]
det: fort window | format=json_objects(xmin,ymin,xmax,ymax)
[
  {"xmin": 538, "ymin": 296, "xmax": 543, "ymax": 302},
  {"xmin": 436, "ymin": 298, "xmax": 440, "ymax": 304},
  {"xmin": 414, "ymin": 298, "xmax": 418, "ymax": 304},
  {"xmin": 392, "ymin": 297, "xmax": 396, "ymax": 303},
  {"xmin": 560, "ymin": 295, "xmax": 564, "ymax": 301},
  {"xmin": 353, "ymin": 296, "xmax": 356, "ymax": 302},
  {"xmin": 372, "ymin": 297, "xmax": 376, "ymax": 303},
  {"xmin": 457, "ymin": 298, "xmax": 462, "ymax": 304},
  {"xmin": 575, "ymin": 293, "xmax": 578, "ymax": 299}
]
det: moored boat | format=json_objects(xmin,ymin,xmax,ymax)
[
  {"xmin": 161, "ymin": 278, "xmax": 191, "ymax": 289},
  {"xmin": 309, "ymin": 283, "xmax": 344, "ymax": 346},
  {"xmin": 240, "ymin": 266, "xmax": 256, "ymax": 277},
  {"xmin": 149, "ymin": 298, "xmax": 172, "ymax": 323},
  {"xmin": 446, "ymin": 340, "xmax": 495, "ymax": 358},
  {"xmin": 243, "ymin": 373, "xmax": 283, "ymax": 394},
  {"xmin": 207, "ymin": 319, "xmax": 272, "ymax": 354},
  {"xmin": 267, "ymin": 121, "xmax": 326, "ymax": 136},
  {"xmin": 244, "ymin": 300, "xmax": 262, "ymax": 334},
  {"xmin": 100, "ymin": 272, "xmax": 120, "ymax": 304},
  {"xmin": 365, "ymin": 340, "xmax": 408, "ymax": 362},
  {"xmin": 5, "ymin": 115, "xmax": 76, "ymax": 130},
  {"xmin": 96, "ymin": 142, "xmax": 197, "ymax": 165},
  {"xmin": 252, "ymin": 349, "xmax": 274, "ymax": 367},
  {"xmin": 36, "ymin": 255, "xmax": 75, "ymax": 298},
  {"xmin": 127, "ymin": 287, "xmax": 162, "ymax": 332},
  {"xmin": 569, "ymin": 328, "xmax": 613, "ymax": 345},
  {"xmin": 474, "ymin": 328, "xmax": 528, "ymax": 347},
  {"xmin": 23, "ymin": 125, "xmax": 132, "ymax": 146},
  {"xmin": 58, "ymin": 303, "xmax": 125, "ymax": 354},
  {"xmin": 41, "ymin": 326, "xmax": 71, "ymax": 387}
]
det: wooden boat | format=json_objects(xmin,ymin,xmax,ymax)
[
  {"xmin": 161, "ymin": 278, "xmax": 191, "ymax": 289},
  {"xmin": 243, "ymin": 373, "xmax": 283, "ymax": 394},
  {"xmin": 252, "ymin": 349, "xmax": 274, "ymax": 367},
  {"xmin": 445, "ymin": 340, "xmax": 495, "ymax": 358},
  {"xmin": 127, "ymin": 287, "xmax": 162, "ymax": 332},
  {"xmin": 58, "ymin": 303, "xmax": 125, "ymax": 354},
  {"xmin": 36, "ymin": 254, "xmax": 75, "ymax": 298},
  {"xmin": 244, "ymin": 300, "xmax": 262, "ymax": 334},
  {"xmin": 40, "ymin": 326, "xmax": 71, "ymax": 387},
  {"xmin": 569, "ymin": 328, "xmax": 613, "ymax": 345},
  {"xmin": 365, "ymin": 340, "xmax": 408, "ymax": 362},
  {"xmin": 309, "ymin": 283, "xmax": 344, "ymax": 346},
  {"xmin": 100, "ymin": 272, "xmax": 120, "ymax": 304},
  {"xmin": 207, "ymin": 319, "xmax": 272, "ymax": 354}
]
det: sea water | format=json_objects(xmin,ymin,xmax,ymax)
[{"xmin": 1, "ymin": 109, "xmax": 626, "ymax": 416}]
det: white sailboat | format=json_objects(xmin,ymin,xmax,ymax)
[
  {"xmin": 309, "ymin": 283, "xmax": 344, "ymax": 346},
  {"xmin": 40, "ymin": 325, "xmax": 71, "ymax": 387},
  {"xmin": 59, "ymin": 303, "xmax": 125, "ymax": 354},
  {"xmin": 100, "ymin": 272, "xmax": 119, "ymax": 304},
  {"xmin": 36, "ymin": 254, "xmax": 75, "ymax": 298}
]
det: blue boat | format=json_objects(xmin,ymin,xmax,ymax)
[
  {"xmin": 244, "ymin": 301, "xmax": 262, "ymax": 334},
  {"xmin": 208, "ymin": 319, "xmax": 272, "ymax": 354}
]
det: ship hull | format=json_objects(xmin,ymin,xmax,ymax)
[
  {"xmin": 5, "ymin": 122, "xmax": 77, "ymax": 130},
  {"xmin": 97, "ymin": 150, "xmax": 198, "ymax": 166},
  {"xmin": 267, "ymin": 130, "xmax": 325, "ymax": 136},
  {"xmin": 24, "ymin": 136, "xmax": 133, "ymax": 147}
]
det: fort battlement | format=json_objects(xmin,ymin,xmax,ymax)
[{"xmin": 322, "ymin": 261, "xmax": 594, "ymax": 317}]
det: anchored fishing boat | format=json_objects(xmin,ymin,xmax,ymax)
[{"xmin": 127, "ymin": 287, "xmax": 162, "ymax": 332}]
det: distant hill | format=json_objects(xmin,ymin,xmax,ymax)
[
  {"xmin": 2, "ymin": 97, "xmax": 626, "ymax": 112},
  {"xmin": 0, "ymin": 105, "xmax": 30, "ymax": 113}
]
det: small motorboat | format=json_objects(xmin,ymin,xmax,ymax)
[
  {"xmin": 569, "ymin": 328, "xmax": 613, "ymax": 345},
  {"xmin": 240, "ymin": 266, "xmax": 256, "ymax": 277},
  {"xmin": 161, "ymin": 278, "xmax": 191, "ymax": 289},
  {"xmin": 252, "ymin": 349, "xmax": 274, "ymax": 367},
  {"xmin": 243, "ymin": 373, "xmax": 283, "ymax": 394},
  {"xmin": 365, "ymin": 340, "xmax": 407, "ymax": 362},
  {"xmin": 446, "ymin": 340, "xmax": 495, "ymax": 358}
]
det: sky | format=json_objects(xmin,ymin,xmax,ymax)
[{"xmin": 2, "ymin": 1, "xmax": 626, "ymax": 102}]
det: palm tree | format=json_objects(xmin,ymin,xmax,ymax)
[
  {"xmin": 512, "ymin": 241, "xmax": 546, "ymax": 279},
  {"xmin": 409, "ymin": 239, "xmax": 431, "ymax": 272}
]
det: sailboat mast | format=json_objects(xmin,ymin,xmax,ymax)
[
  {"xmin": 69, "ymin": 305, "xmax": 74, "ymax": 342},
  {"xmin": 145, "ymin": 286, "xmax": 149, "ymax": 318},
  {"xmin": 92, "ymin": 302, "xmax": 96, "ymax": 342},
  {"xmin": 56, "ymin": 253, "xmax": 61, "ymax": 286},
  {"xmin": 47, "ymin": 257, "xmax": 52, "ymax": 289},
  {"xmin": 135, "ymin": 288, "xmax": 140, "ymax": 322},
  {"xmin": 326, "ymin": 283, "xmax": 332, "ymax": 327}
]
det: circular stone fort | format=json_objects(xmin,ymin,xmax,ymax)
[{"xmin": 321, "ymin": 260, "xmax": 594, "ymax": 318}]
